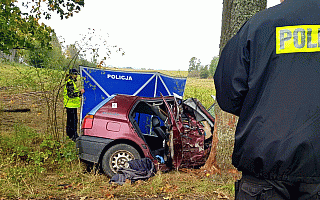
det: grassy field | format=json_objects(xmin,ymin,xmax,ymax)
[
  {"xmin": 100, "ymin": 67, "xmax": 189, "ymax": 78},
  {"xmin": 184, "ymin": 78, "xmax": 216, "ymax": 109},
  {"xmin": 0, "ymin": 62, "xmax": 235, "ymax": 200}
]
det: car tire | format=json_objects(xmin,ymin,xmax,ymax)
[{"xmin": 101, "ymin": 144, "xmax": 141, "ymax": 177}]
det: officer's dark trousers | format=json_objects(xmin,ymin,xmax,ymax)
[
  {"xmin": 235, "ymin": 174, "xmax": 320, "ymax": 200},
  {"xmin": 66, "ymin": 108, "xmax": 78, "ymax": 141}
]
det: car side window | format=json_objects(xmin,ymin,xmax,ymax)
[
  {"xmin": 207, "ymin": 103, "xmax": 215, "ymax": 118},
  {"xmin": 207, "ymin": 95, "xmax": 216, "ymax": 118}
]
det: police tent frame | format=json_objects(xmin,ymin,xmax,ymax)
[{"xmin": 79, "ymin": 66, "xmax": 187, "ymax": 122}]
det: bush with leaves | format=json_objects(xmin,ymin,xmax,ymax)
[
  {"xmin": 24, "ymin": 32, "xmax": 68, "ymax": 69},
  {"xmin": 0, "ymin": 0, "xmax": 85, "ymax": 53},
  {"xmin": 209, "ymin": 56, "xmax": 219, "ymax": 77},
  {"xmin": 199, "ymin": 65, "xmax": 209, "ymax": 79},
  {"xmin": 0, "ymin": 124, "xmax": 78, "ymax": 174}
]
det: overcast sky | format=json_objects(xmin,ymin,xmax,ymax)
[{"xmin": 40, "ymin": 0, "xmax": 281, "ymax": 71}]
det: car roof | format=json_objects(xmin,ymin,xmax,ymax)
[{"xmin": 87, "ymin": 94, "xmax": 174, "ymax": 116}]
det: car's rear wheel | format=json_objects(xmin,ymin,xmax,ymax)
[{"xmin": 101, "ymin": 144, "xmax": 141, "ymax": 177}]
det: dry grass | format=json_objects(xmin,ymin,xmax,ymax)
[
  {"xmin": 184, "ymin": 77, "xmax": 216, "ymax": 109},
  {"xmin": 0, "ymin": 63, "xmax": 236, "ymax": 200}
]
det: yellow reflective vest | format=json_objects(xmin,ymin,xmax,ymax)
[{"xmin": 64, "ymin": 79, "xmax": 81, "ymax": 108}]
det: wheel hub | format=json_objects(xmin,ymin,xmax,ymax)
[{"xmin": 110, "ymin": 150, "xmax": 134, "ymax": 173}]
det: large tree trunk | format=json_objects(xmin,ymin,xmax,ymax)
[{"xmin": 202, "ymin": 0, "xmax": 267, "ymax": 173}]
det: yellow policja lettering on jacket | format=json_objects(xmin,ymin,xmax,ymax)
[{"xmin": 276, "ymin": 25, "xmax": 320, "ymax": 54}]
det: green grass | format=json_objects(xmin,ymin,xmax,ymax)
[
  {"xmin": 0, "ymin": 124, "xmax": 234, "ymax": 199},
  {"xmin": 184, "ymin": 77, "xmax": 216, "ymax": 108},
  {"xmin": 0, "ymin": 62, "xmax": 237, "ymax": 200},
  {"xmin": 0, "ymin": 61, "xmax": 65, "ymax": 94}
]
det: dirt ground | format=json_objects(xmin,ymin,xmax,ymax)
[
  {"xmin": 0, "ymin": 87, "xmax": 65, "ymax": 136},
  {"xmin": 0, "ymin": 87, "xmax": 235, "ymax": 200}
]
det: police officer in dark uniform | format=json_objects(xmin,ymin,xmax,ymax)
[{"xmin": 214, "ymin": 0, "xmax": 320, "ymax": 199}]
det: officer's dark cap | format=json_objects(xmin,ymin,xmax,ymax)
[{"xmin": 69, "ymin": 68, "xmax": 79, "ymax": 75}]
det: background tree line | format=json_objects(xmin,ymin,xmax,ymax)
[
  {"xmin": 188, "ymin": 56, "xmax": 219, "ymax": 78},
  {"xmin": 0, "ymin": 0, "xmax": 84, "ymax": 52},
  {"xmin": 0, "ymin": 0, "xmax": 98, "ymax": 70}
]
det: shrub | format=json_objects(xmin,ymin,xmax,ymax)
[
  {"xmin": 199, "ymin": 67, "xmax": 209, "ymax": 79},
  {"xmin": 0, "ymin": 124, "xmax": 78, "ymax": 174}
]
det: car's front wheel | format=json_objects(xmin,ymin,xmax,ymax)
[{"xmin": 101, "ymin": 144, "xmax": 141, "ymax": 177}]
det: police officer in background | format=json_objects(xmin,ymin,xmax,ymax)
[
  {"xmin": 64, "ymin": 68, "xmax": 84, "ymax": 141},
  {"xmin": 214, "ymin": 0, "xmax": 320, "ymax": 199}
]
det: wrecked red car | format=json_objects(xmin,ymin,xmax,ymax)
[{"xmin": 77, "ymin": 94, "xmax": 215, "ymax": 177}]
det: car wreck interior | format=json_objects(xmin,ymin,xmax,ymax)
[
  {"xmin": 129, "ymin": 98, "xmax": 214, "ymax": 168},
  {"xmin": 129, "ymin": 99, "xmax": 172, "ymax": 162}
]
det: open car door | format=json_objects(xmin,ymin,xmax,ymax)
[{"xmin": 161, "ymin": 95, "xmax": 183, "ymax": 170}]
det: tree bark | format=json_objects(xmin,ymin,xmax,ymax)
[{"xmin": 203, "ymin": 0, "xmax": 267, "ymax": 172}]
